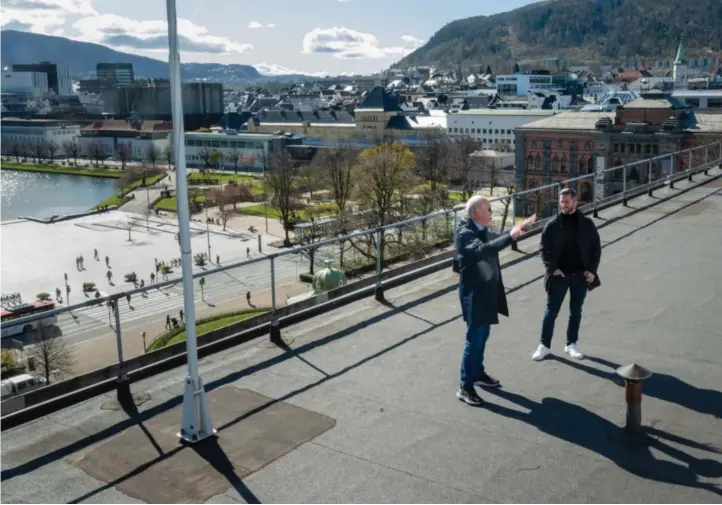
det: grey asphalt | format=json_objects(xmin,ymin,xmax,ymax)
[{"xmin": 2, "ymin": 171, "xmax": 722, "ymax": 504}]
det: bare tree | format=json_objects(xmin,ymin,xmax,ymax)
[
  {"xmin": 297, "ymin": 163, "xmax": 322, "ymax": 202},
  {"xmin": 451, "ymin": 136, "xmax": 481, "ymax": 200},
  {"xmin": 62, "ymin": 140, "xmax": 80, "ymax": 165},
  {"xmin": 32, "ymin": 139, "xmax": 46, "ymax": 162},
  {"xmin": 353, "ymin": 142, "xmax": 417, "ymax": 266},
  {"xmin": 163, "ymin": 144, "xmax": 174, "ymax": 169},
  {"xmin": 26, "ymin": 324, "xmax": 74, "ymax": 385},
  {"xmin": 88, "ymin": 140, "xmax": 108, "ymax": 166},
  {"xmin": 198, "ymin": 147, "xmax": 212, "ymax": 171},
  {"xmin": 123, "ymin": 215, "xmax": 141, "ymax": 241},
  {"xmin": 315, "ymin": 144, "xmax": 356, "ymax": 266},
  {"xmin": 116, "ymin": 143, "xmax": 132, "ymax": 169},
  {"xmin": 9, "ymin": 140, "xmax": 22, "ymax": 162},
  {"xmin": 46, "ymin": 141, "xmax": 58, "ymax": 163},
  {"xmin": 296, "ymin": 208, "xmax": 325, "ymax": 275},
  {"xmin": 227, "ymin": 148, "xmax": 241, "ymax": 173},
  {"xmin": 145, "ymin": 144, "xmax": 160, "ymax": 167},
  {"xmin": 263, "ymin": 150, "xmax": 300, "ymax": 243}
]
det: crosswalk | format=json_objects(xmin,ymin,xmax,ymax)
[{"xmin": 57, "ymin": 254, "xmax": 311, "ymax": 339}]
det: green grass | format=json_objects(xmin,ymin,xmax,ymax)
[
  {"xmin": 153, "ymin": 195, "xmax": 207, "ymax": 212},
  {"xmin": 187, "ymin": 172, "xmax": 264, "ymax": 194},
  {"xmin": 92, "ymin": 173, "xmax": 166, "ymax": 210},
  {"xmin": 148, "ymin": 309, "xmax": 268, "ymax": 351},
  {"xmin": 237, "ymin": 202, "xmax": 337, "ymax": 220},
  {"xmin": 1, "ymin": 162, "xmax": 122, "ymax": 178}
]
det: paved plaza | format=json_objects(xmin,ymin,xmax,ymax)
[{"xmin": 1, "ymin": 173, "xmax": 721, "ymax": 503}]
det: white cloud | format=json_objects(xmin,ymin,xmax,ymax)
[
  {"xmin": 248, "ymin": 21, "xmax": 264, "ymax": 29},
  {"xmin": 302, "ymin": 27, "xmax": 413, "ymax": 60},
  {"xmin": 1, "ymin": 0, "xmax": 95, "ymax": 34},
  {"xmin": 254, "ymin": 62, "xmax": 330, "ymax": 77},
  {"xmin": 401, "ymin": 35, "xmax": 425, "ymax": 47},
  {"xmin": 336, "ymin": 0, "xmax": 352, "ymax": 2},
  {"xmin": 72, "ymin": 14, "xmax": 252, "ymax": 55}
]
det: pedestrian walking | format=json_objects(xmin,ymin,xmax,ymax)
[
  {"xmin": 216, "ymin": 254, "xmax": 220, "ymax": 265},
  {"xmin": 179, "ymin": 309, "xmax": 184, "ymax": 323},
  {"xmin": 533, "ymin": 188, "xmax": 602, "ymax": 361},
  {"xmin": 94, "ymin": 249, "xmax": 99, "ymax": 260},
  {"xmin": 166, "ymin": 314, "xmax": 172, "ymax": 329},
  {"xmin": 455, "ymin": 195, "xmax": 536, "ymax": 406}
]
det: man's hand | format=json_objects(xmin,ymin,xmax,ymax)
[
  {"xmin": 552, "ymin": 269, "xmax": 565, "ymax": 277},
  {"xmin": 584, "ymin": 271, "xmax": 595, "ymax": 283},
  {"xmin": 510, "ymin": 214, "xmax": 537, "ymax": 239}
]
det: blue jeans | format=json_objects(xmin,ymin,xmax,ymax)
[
  {"xmin": 460, "ymin": 323, "xmax": 491, "ymax": 390},
  {"xmin": 540, "ymin": 273, "xmax": 588, "ymax": 348}
]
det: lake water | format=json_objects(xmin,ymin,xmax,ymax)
[{"xmin": 1, "ymin": 169, "xmax": 118, "ymax": 221}]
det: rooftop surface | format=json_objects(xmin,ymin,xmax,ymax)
[{"xmin": 2, "ymin": 176, "xmax": 722, "ymax": 503}]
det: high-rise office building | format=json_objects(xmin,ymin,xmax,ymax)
[
  {"xmin": 96, "ymin": 63, "xmax": 134, "ymax": 85},
  {"xmin": 11, "ymin": 62, "xmax": 72, "ymax": 95}
]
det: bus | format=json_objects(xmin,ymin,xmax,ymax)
[{"xmin": 1, "ymin": 296, "xmax": 59, "ymax": 342}]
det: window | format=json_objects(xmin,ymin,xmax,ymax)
[
  {"xmin": 552, "ymin": 155, "xmax": 560, "ymax": 173},
  {"xmin": 587, "ymin": 157, "xmax": 594, "ymax": 174}
]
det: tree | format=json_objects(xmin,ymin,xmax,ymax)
[
  {"xmin": 513, "ymin": 62, "xmax": 521, "ymax": 73},
  {"xmin": 198, "ymin": 147, "xmax": 212, "ymax": 171},
  {"xmin": 227, "ymin": 148, "xmax": 241, "ymax": 173},
  {"xmin": 9, "ymin": 140, "xmax": 22, "ymax": 162},
  {"xmin": 218, "ymin": 209, "xmax": 232, "ymax": 231},
  {"xmin": 163, "ymin": 144, "xmax": 174, "ymax": 169},
  {"xmin": 241, "ymin": 152, "xmax": 256, "ymax": 170},
  {"xmin": 414, "ymin": 129, "xmax": 451, "ymax": 225},
  {"xmin": 46, "ymin": 141, "xmax": 58, "ymax": 163},
  {"xmin": 123, "ymin": 214, "xmax": 141, "ymax": 241},
  {"xmin": 451, "ymin": 136, "xmax": 482, "ymax": 200},
  {"xmin": 145, "ymin": 144, "xmax": 160, "ymax": 167},
  {"xmin": 486, "ymin": 64, "xmax": 493, "ymax": 75},
  {"xmin": 353, "ymin": 142, "xmax": 417, "ymax": 266},
  {"xmin": 263, "ymin": 150, "xmax": 300, "ymax": 243},
  {"xmin": 87, "ymin": 140, "xmax": 107, "ymax": 166},
  {"xmin": 31, "ymin": 139, "xmax": 46, "ymax": 162},
  {"xmin": 297, "ymin": 163, "xmax": 323, "ymax": 202},
  {"xmin": 210, "ymin": 150, "xmax": 223, "ymax": 169},
  {"xmin": 296, "ymin": 208, "xmax": 325, "ymax": 275},
  {"xmin": 62, "ymin": 140, "xmax": 80, "ymax": 165},
  {"xmin": 26, "ymin": 323, "xmax": 74, "ymax": 385},
  {"xmin": 116, "ymin": 143, "xmax": 131, "ymax": 169}
]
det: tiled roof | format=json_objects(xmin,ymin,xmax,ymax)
[
  {"xmin": 518, "ymin": 111, "xmax": 616, "ymax": 131},
  {"xmin": 81, "ymin": 119, "xmax": 172, "ymax": 132},
  {"xmin": 357, "ymin": 86, "xmax": 402, "ymax": 111},
  {"xmin": 255, "ymin": 109, "xmax": 356, "ymax": 124}
]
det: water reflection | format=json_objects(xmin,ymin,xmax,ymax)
[{"xmin": 1, "ymin": 169, "xmax": 118, "ymax": 221}]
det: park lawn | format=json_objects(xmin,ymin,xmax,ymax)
[
  {"xmin": 187, "ymin": 172, "xmax": 265, "ymax": 194},
  {"xmin": 153, "ymin": 194, "xmax": 208, "ymax": 212},
  {"xmin": 236, "ymin": 203, "xmax": 336, "ymax": 220},
  {"xmin": 150, "ymin": 310, "xmax": 267, "ymax": 350},
  {"xmin": 92, "ymin": 173, "xmax": 166, "ymax": 210},
  {"xmin": 1, "ymin": 162, "xmax": 122, "ymax": 178}
]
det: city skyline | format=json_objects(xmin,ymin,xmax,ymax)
[{"xmin": 1, "ymin": 0, "xmax": 539, "ymax": 75}]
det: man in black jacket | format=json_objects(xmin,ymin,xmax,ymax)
[
  {"xmin": 533, "ymin": 188, "xmax": 601, "ymax": 361},
  {"xmin": 455, "ymin": 195, "xmax": 536, "ymax": 406}
]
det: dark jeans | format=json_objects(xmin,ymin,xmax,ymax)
[
  {"xmin": 460, "ymin": 323, "xmax": 491, "ymax": 389},
  {"xmin": 540, "ymin": 273, "xmax": 588, "ymax": 348}
]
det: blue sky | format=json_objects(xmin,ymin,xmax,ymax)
[{"xmin": 2, "ymin": 0, "xmax": 538, "ymax": 75}]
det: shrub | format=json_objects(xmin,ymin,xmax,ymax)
[
  {"xmin": 194, "ymin": 255, "xmax": 207, "ymax": 267},
  {"xmin": 36, "ymin": 292, "xmax": 51, "ymax": 301},
  {"xmin": 82, "ymin": 282, "xmax": 96, "ymax": 292},
  {"xmin": 160, "ymin": 265, "xmax": 172, "ymax": 274},
  {"xmin": 124, "ymin": 272, "xmax": 137, "ymax": 283},
  {"xmin": 299, "ymin": 273, "xmax": 313, "ymax": 283}
]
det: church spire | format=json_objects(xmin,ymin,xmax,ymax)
[{"xmin": 674, "ymin": 39, "xmax": 687, "ymax": 65}]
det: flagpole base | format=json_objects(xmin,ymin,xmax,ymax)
[{"xmin": 177, "ymin": 375, "xmax": 216, "ymax": 444}]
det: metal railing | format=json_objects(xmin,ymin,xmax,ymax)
[{"xmin": 1, "ymin": 140, "xmax": 720, "ymax": 410}]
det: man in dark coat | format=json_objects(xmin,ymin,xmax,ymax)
[
  {"xmin": 533, "ymin": 188, "xmax": 601, "ymax": 362},
  {"xmin": 455, "ymin": 195, "xmax": 537, "ymax": 406}
]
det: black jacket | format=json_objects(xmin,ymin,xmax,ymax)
[
  {"xmin": 540, "ymin": 211, "xmax": 602, "ymax": 292},
  {"xmin": 455, "ymin": 218, "xmax": 515, "ymax": 325}
]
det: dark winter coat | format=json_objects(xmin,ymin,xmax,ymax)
[
  {"xmin": 455, "ymin": 218, "xmax": 515, "ymax": 326},
  {"xmin": 540, "ymin": 211, "xmax": 602, "ymax": 292}
]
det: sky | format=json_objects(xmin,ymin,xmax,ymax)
[{"xmin": 1, "ymin": 0, "xmax": 539, "ymax": 76}]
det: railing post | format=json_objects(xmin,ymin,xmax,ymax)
[
  {"xmin": 113, "ymin": 298, "xmax": 131, "ymax": 403},
  {"xmin": 668, "ymin": 154, "xmax": 675, "ymax": 189},
  {"xmin": 688, "ymin": 149, "xmax": 693, "ymax": 182},
  {"xmin": 592, "ymin": 176, "xmax": 599, "ymax": 218},
  {"xmin": 704, "ymin": 144, "xmax": 709, "ymax": 175},
  {"xmin": 374, "ymin": 229, "xmax": 384, "ymax": 302},
  {"xmin": 622, "ymin": 165, "xmax": 628, "ymax": 206},
  {"xmin": 647, "ymin": 160, "xmax": 653, "ymax": 197},
  {"xmin": 269, "ymin": 256, "xmax": 281, "ymax": 344}
]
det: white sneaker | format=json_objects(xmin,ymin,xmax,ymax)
[
  {"xmin": 564, "ymin": 343, "xmax": 584, "ymax": 359},
  {"xmin": 532, "ymin": 344, "xmax": 551, "ymax": 361}
]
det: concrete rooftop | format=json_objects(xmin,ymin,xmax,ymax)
[{"xmin": 2, "ymin": 175, "xmax": 722, "ymax": 503}]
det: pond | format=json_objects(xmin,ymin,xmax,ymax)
[{"xmin": 1, "ymin": 169, "xmax": 118, "ymax": 221}]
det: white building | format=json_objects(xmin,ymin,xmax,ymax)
[
  {"xmin": 671, "ymin": 89, "xmax": 722, "ymax": 109},
  {"xmin": 1, "ymin": 69, "xmax": 48, "ymax": 97},
  {"xmin": 77, "ymin": 119, "xmax": 172, "ymax": 161},
  {"xmin": 673, "ymin": 40, "xmax": 689, "ymax": 90},
  {"xmin": 183, "ymin": 131, "xmax": 305, "ymax": 172},
  {"xmin": 496, "ymin": 73, "xmax": 557, "ymax": 96},
  {"xmin": 0, "ymin": 118, "xmax": 80, "ymax": 151},
  {"xmin": 445, "ymin": 109, "xmax": 557, "ymax": 149}
]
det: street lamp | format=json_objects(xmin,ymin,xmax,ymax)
[{"xmin": 166, "ymin": 0, "xmax": 214, "ymax": 444}]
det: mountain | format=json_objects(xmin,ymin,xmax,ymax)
[
  {"xmin": 0, "ymin": 29, "xmax": 262, "ymax": 81},
  {"xmin": 396, "ymin": 0, "xmax": 722, "ymax": 70}
]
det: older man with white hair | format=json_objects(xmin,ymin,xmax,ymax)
[{"xmin": 455, "ymin": 195, "xmax": 536, "ymax": 406}]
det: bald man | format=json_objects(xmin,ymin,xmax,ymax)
[{"xmin": 455, "ymin": 195, "xmax": 536, "ymax": 406}]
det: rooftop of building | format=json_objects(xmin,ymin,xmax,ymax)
[
  {"xmin": 81, "ymin": 119, "xmax": 173, "ymax": 133},
  {"xmin": 356, "ymin": 86, "xmax": 402, "ymax": 112},
  {"xmin": 253, "ymin": 109, "xmax": 356, "ymax": 126},
  {"xmin": 453, "ymin": 109, "xmax": 558, "ymax": 117},
  {"xmin": 2, "ymin": 174, "xmax": 721, "ymax": 503},
  {"xmin": 185, "ymin": 130, "xmax": 306, "ymax": 141},
  {"xmin": 518, "ymin": 111, "xmax": 617, "ymax": 131}
]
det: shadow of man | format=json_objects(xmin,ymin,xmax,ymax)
[
  {"xmin": 484, "ymin": 389, "xmax": 722, "ymax": 497},
  {"xmin": 551, "ymin": 355, "xmax": 722, "ymax": 419}
]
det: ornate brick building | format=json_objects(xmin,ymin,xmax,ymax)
[{"xmin": 514, "ymin": 91, "xmax": 722, "ymax": 218}]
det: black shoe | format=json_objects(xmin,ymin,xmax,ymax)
[
  {"xmin": 475, "ymin": 372, "xmax": 501, "ymax": 388},
  {"xmin": 456, "ymin": 387, "xmax": 484, "ymax": 406}
]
